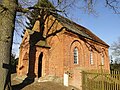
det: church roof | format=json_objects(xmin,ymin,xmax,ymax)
[{"xmin": 52, "ymin": 13, "xmax": 109, "ymax": 47}]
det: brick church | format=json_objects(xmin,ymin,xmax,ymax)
[{"xmin": 17, "ymin": 13, "xmax": 110, "ymax": 89}]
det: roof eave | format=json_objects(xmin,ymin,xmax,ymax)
[{"xmin": 65, "ymin": 29, "xmax": 109, "ymax": 48}]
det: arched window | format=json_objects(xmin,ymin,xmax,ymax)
[
  {"xmin": 90, "ymin": 51, "xmax": 94, "ymax": 65},
  {"xmin": 101, "ymin": 54, "xmax": 104, "ymax": 65},
  {"xmin": 74, "ymin": 47, "xmax": 78, "ymax": 64}
]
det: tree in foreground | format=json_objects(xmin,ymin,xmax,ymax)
[
  {"xmin": 0, "ymin": 0, "xmax": 120, "ymax": 90},
  {"xmin": 0, "ymin": 0, "xmax": 17, "ymax": 90}
]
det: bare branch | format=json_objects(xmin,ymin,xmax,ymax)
[
  {"xmin": 105, "ymin": 0, "xmax": 120, "ymax": 14},
  {"xmin": 16, "ymin": 5, "xmax": 63, "ymax": 14}
]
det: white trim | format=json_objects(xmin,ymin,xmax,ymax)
[
  {"xmin": 101, "ymin": 55, "xmax": 104, "ymax": 65},
  {"xmin": 90, "ymin": 51, "xmax": 94, "ymax": 65},
  {"xmin": 64, "ymin": 73, "xmax": 68, "ymax": 86}
]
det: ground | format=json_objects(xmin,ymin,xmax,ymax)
[{"xmin": 11, "ymin": 74, "xmax": 79, "ymax": 90}]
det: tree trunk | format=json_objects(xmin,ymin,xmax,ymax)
[{"xmin": 0, "ymin": 0, "xmax": 17, "ymax": 90}]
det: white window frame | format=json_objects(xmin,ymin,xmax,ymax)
[
  {"xmin": 74, "ymin": 47, "xmax": 78, "ymax": 64},
  {"xmin": 101, "ymin": 54, "xmax": 104, "ymax": 65},
  {"xmin": 90, "ymin": 51, "xmax": 94, "ymax": 65}
]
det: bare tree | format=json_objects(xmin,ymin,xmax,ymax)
[{"xmin": 111, "ymin": 37, "xmax": 120, "ymax": 64}]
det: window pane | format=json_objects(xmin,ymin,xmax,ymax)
[
  {"xmin": 90, "ymin": 51, "xmax": 93, "ymax": 64},
  {"xmin": 101, "ymin": 55, "xmax": 104, "ymax": 65},
  {"xmin": 74, "ymin": 47, "xmax": 78, "ymax": 64}
]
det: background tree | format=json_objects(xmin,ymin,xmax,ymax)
[
  {"xmin": 0, "ymin": 0, "xmax": 120, "ymax": 90},
  {"xmin": 111, "ymin": 37, "xmax": 120, "ymax": 64},
  {"xmin": 110, "ymin": 37, "xmax": 120, "ymax": 71}
]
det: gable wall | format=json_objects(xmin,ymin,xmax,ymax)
[
  {"xmin": 44, "ymin": 16, "xmax": 65, "ymax": 77},
  {"xmin": 17, "ymin": 32, "xmax": 30, "ymax": 76}
]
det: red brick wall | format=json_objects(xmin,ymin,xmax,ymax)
[
  {"xmin": 60, "ymin": 31, "xmax": 110, "ymax": 88},
  {"xmin": 17, "ymin": 15, "xmax": 110, "ymax": 89}
]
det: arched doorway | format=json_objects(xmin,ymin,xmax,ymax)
[{"xmin": 38, "ymin": 52, "xmax": 43, "ymax": 78}]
